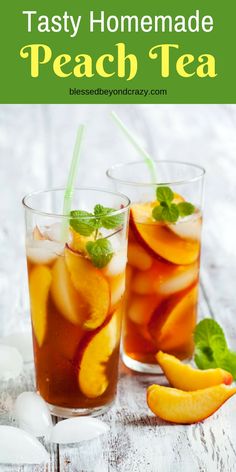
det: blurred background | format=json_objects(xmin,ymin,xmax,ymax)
[{"xmin": 0, "ymin": 104, "xmax": 236, "ymax": 342}]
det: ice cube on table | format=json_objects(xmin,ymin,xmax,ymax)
[
  {"xmin": 49, "ymin": 417, "xmax": 109, "ymax": 444},
  {"xmin": 0, "ymin": 345, "xmax": 23, "ymax": 381},
  {"xmin": 0, "ymin": 426, "xmax": 49, "ymax": 464},
  {"xmin": 0, "ymin": 332, "xmax": 33, "ymax": 363},
  {"xmin": 26, "ymin": 239, "xmax": 64, "ymax": 264},
  {"xmin": 14, "ymin": 392, "xmax": 53, "ymax": 437}
]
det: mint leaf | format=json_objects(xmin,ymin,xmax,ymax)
[
  {"xmin": 218, "ymin": 351, "xmax": 236, "ymax": 379},
  {"xmin": 94, "ymin": 204, "xmax": 124, "ymax": 230},
  {"xmin": 70, "ymin": 210, "xmax": 96, "ymax": 236},
  {"xmin": 152, "ymin": 205, "xmax": 164, "ymax": 221},
  {"xmin": 194, "ymin": 343, "xmax": 217, "ymax": 370},
  {"xmin": 94, "ymin": 204, "xmax": 106, "ymax": 216},
  {"xmin": 162, "ymin": 203, "xmax": 179, "ymax": 223},
  {"xmin": 194, "ymin": 335, "xmax": 227, "ymax": 370},
  {"xmin": 156, "ymin": 186, "xmax": 174, "ymax": 203},
  {"xmin": 194, "ymin": 319, "xmax": 226, "ymax": 346},
  {"xmin": 70, "ymin": 204, "xmax": 124, "ymax": 237},
  {"xmin": 101, "ymin": 212, "xmax": 124, "ymax": 229},
  {"xmin": 152, "ymin": 202, "xmax": 179, "ymax": 223},
  {"xmin": 178, "ymin": 202, "xmax": 195, "ymax": 218},
  {"xmin": 154, "ymin": 186, "xmax": 195, "ymax": 224},
  {"xmin": 194, "ymin": 318, "xmax": 236, "ymax": 379},
  {"xmin": 86, "ymin": 238, "xmax": 113, "ymax": 268}
]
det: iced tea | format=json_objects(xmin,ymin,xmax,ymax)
[
  {"xmin": 23, "ymin": 189, "xmax": 129, "ymax": 416},
  {"xmin": 123, "ymin": 201, "xmax": 201, "ymax": 367},
  {"xmin": 107, "ymin": 160, "xmax": 205, "ymax": 372}
]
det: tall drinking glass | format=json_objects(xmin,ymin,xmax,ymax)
[
  {"xmin": 23, "ymin": 188, "xmax": 130, "ymax": 417},
  {"xmin": 107, "ymin": 161, "xmax": 205, "ymax": 374}
]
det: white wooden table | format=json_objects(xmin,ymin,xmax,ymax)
[{"xmin": 0, "ymin": 104, "xmax": 236, "ymax": 471}]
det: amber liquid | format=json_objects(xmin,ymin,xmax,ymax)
[
  {"xmin": 27, "ymin": 247, "xmax": 125, "ymax": 410},
  {"xmin": 123, "ymin": 209, "xmax": 201, "ymax": 365}
]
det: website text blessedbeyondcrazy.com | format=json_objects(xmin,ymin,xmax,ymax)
[{"xmin": 69, "ymin": 87, "xmax": 168, "ymax": 97}]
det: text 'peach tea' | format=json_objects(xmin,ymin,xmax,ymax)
[
  {"xmin": 107, "ymin": 161, "xmax": 205, "ymax": 373},
  {"xmin": 23, "ymin": 188, "xmax": 130, "ymax": 417}
]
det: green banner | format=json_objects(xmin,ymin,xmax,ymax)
[{"xmin": 1, "ymin": 0, "xmax": 235, "ymax": 103}]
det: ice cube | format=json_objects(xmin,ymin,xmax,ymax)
[
  {"xmin": 14, "ymin": 392, "xmax": 53, "ymax": 437},
  {"xmin": 0, "ymin": 332, "xmax": 33, "ymax": 363},
  {"xmin": 168, "ymin": 215, "xmax": 201, "ymax": 241},
  {"xmin": 26, "ymin": 239, "xmax": 64, "ymax": 264},
  {"xmin": 103, "ymin": 249, "xmax": 127, "ymax": 277},
  {"xmin": 0, "ymin": 345, "xmax": 23, "ymax": 381},
  {"xmin": 110, "ymin": 274, "xmax": 126, "ymax": 308},
  {"xmin": 43, "ymin": 223, "xmax": 62, "ymax": 242},
  {"xmin": 49, "ymin": 417, "xmax": 109, "ymax": 444},
  {"xmin": 0, "ymin": 426, "xmax": 49, "ymax": 464},
  {"xmin": 158, "ymin": 264, "xmax": 198, "ymax": 295}
]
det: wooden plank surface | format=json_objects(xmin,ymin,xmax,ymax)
[{"xmin": 0, "ymin": 104, "xmax": 236, "ymax": 471}]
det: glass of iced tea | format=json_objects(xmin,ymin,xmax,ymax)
[
  {"xmin": 23, "ymin": 188, "xmax": 130, "ymax": 417},
  {"xmin": 107, "ymin": 161, "xmax": 205, "ymax": 373}
]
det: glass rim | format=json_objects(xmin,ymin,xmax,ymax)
[
  {"xmin": 22, "ymin": 186, "xmax": 131, "ymax": 219},
  {"xmin": 106, "ymin": 160, "xmax": 206, "ymax": 187}
]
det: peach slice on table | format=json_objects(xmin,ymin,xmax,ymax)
[
  {"xmin": 65, "ymin": 247, "xmax": 110, "ymax": 330},
  {"xmin": 156, "ymin": 351, "xmax": 233, "ymax": 390},
  {"xmin": 51, "ymin": 256, "xmax": 89, "ymax": 326},
  {"xmin": 147, "ymin": 384, "xmax": 236, "ymax": 424},
  {"xmin": 149, "ymin": 285, "xmax": 198, "ymax": 353},
  {"xmin": 29, "ymin": 265, "xmax": 52, "ymax": 347},
  {"xmin": 78, "ymin": 312, "xmax": 119, "ymax": 398},
  {"xmin": 130, "ymin": 203, "xmax": 200, "ymax": 265}
]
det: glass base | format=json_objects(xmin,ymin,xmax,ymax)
[
  {"xmin": 47, "ymin": 400, "xmax": 114, "ymax": 418},
  {"xmin": 122, "ymin": 352, "xmax": 163, "ymax": 374}
]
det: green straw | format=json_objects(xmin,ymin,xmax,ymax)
[
  {"xmin": 111, "ymin": 111, "xmax": 157, "ymax": 183},
  {"xmin": 61, "ymin": 125, "xmax": 85, "ymax": 239}
]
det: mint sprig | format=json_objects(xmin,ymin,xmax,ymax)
[
  {"xmin": 152, "ymin": 186, "xmax": 195, "ymax": 223},
  {"xmin": 86, "ymin": 238, "xmax": 113, "ymax": 269},
  {"xmin": 70, "ymin": 204, "xmax": 124, "ymax": 236},
  {"xmin": 70, "ymin": 210, "xmax": 96, "ymax": 236},
  {"xmin": 194, "ymin": 318, "xmax": 236, "ymax": 379},
  {"xmin": 70, "ymin": 204, "xmax": 123, "ymax": 268}
]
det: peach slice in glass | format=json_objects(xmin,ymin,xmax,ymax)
[
  {"xmin": 65, "ymin": 247, "xmax": 110, "ymax": 330},
  {"xmin": 149, "ymin": 285, "xmax": 198, "ymax": 353},
  {"xmin": 128, "ymin": 243, "xmax": 153, "ymax": 271},
  {"xmin": 29, "ymin": 265, "xmax": 52, "ymax": 347},
  {"xmin": 78, "ymin": 313, "xmax": 119, "ymax": 398},
  {"xmin": 51, "ymin": 256, "xmax": 89, "ymax": 326},
  {"xmin": 156, "ymin": 351, "xmax": 233, "ymax": 390},
  {"xmin": 130, "ymin": 203, "xmax": 200, "ymax": 265},
  {"xmin": 147, "ymin": 384, "xmax": 236, "ymax": 424}
]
